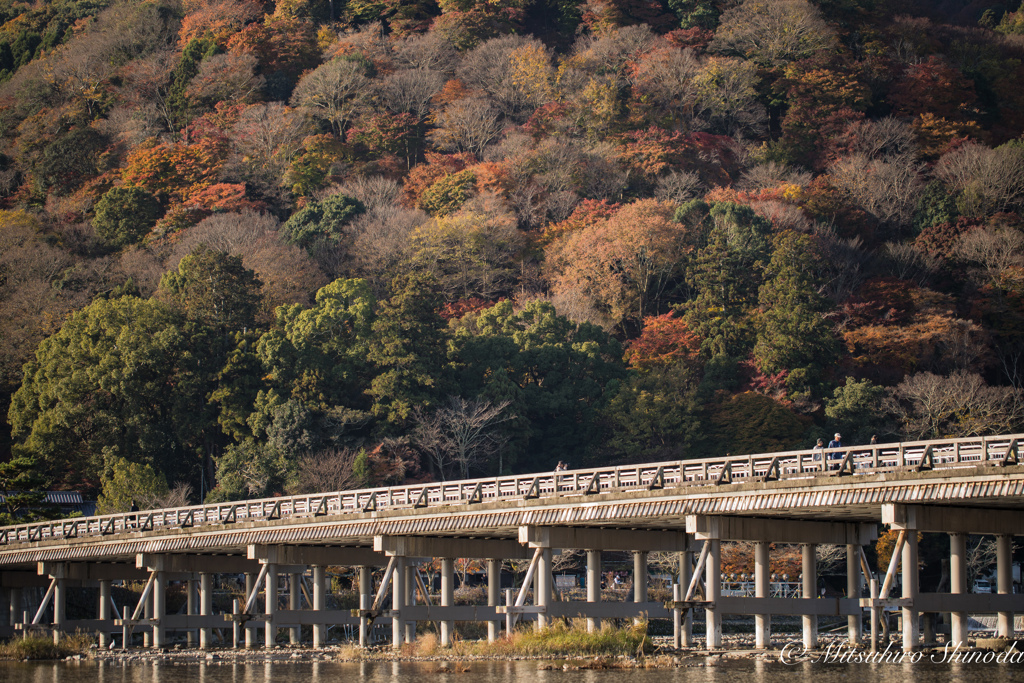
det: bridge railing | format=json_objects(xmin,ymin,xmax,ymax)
[{"xmin": 1, "ymin": 433, "xmax": 1020, "ymax": 547}]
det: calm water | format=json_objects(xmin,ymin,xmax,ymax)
[{"xmin": 1, "ymin": 658, "xmax": 1022, "ymax": 683}]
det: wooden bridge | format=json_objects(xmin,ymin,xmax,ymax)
[{"xmin": 1, "ymin": 433, "xmax": 1023, "ymax": 654}]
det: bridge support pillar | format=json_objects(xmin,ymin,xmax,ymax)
[
  {"xmin": 314, "ymin": 565, "xmax": 327, "ymax": 649},
  {"xmin": 801, "ymin": 544, "xmax": 816, "ymax": 650},
  {"xmin": 950, "ymin": 532, "xmax": 968, "ymax": 647},
  {"xmin": 356, "ymin": 565, "xmax": 369, "ymax": 648},
  {"xmin": 392, "ymin": 557, "xmax": 405, "ymax": 650},
  {"xmin": 245, "ymin": 572, "xmax": 257, "ymax": 648},
  {"xmin": 680, "ymin": 550, "xmax": 693, "ymax": 647},
  {"xmin": 902, "ymin": 530, "xmax": 919, "ymax": 653},
  {"xmin": 997, "ymin": 534, "xmax": 1014, "ymax": 638},
  {"xmin": 200, "ymin": 573, "xmax": 213, "ymax": 650},
  {"xmin": 586, "ymin": 550, "xmax": 601, "ymax": 633},
  {"xmin": 144, "ymin": 581, "xmax": 152, "ymax": 648},
  {"xmin": 487, "ymin": 558, "xmax": 501, "ymax": 643},
  {"xmin": 98, "ymin": 580, "xmax": 112, "ymax": 648},
  {"xmin": 706, "ymin": 539, "xmax": 721, "ymax": 648},
  {"xmin": 404, "ymin": 562, "xmax": 416, "ymax": 644},
  {"xmin": 537, "ymin": 548, "xmax": 552, "ymax": 630},
  {"xmin": 52, "ymin": 578, "xmax": 66, "ymax": 644},
  {"xmin": 633, "ymin": 551, "xmax": 647, "ymax": 626},
  {"xmin": 289, "ymin": 573, "xmax": 301, "ymax": 645},
  {"xmin": 187, "ymin": 578, "xmax": 198, "ymax": 647},
  {"xmin": 441, "ymin": 557, "xmax": 454, "ymax": 646},
  {"xmin": 152, "ymin": 571, "xmax": 166, "ymax": 649},
  {"xmin": 9, "ymin": 587, "xmax": 23, "ymax": 630},
  {"xmin": 264, "ymin": 564, "xmax": 277, "ymax": 649},
  {"xmin": 755, "ymin": 541, "xmax": 770, "ymax": 649},
  {"xmin": 847, "ymin": 544, "xmax": 862, "ymax": 645}
]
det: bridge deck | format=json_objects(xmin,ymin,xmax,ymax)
[{"xmin": 0, "ymin": 434, "xmax": 1021, "ymax": 571}]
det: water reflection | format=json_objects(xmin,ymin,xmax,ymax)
[{"xmin": 1, "ymin": 658, "xmax": 1022, "ymax": 683}]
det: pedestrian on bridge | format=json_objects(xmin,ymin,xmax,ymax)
[{"xmin": 827, "ymin": 433, "xmax": 843, "ymax": 469}]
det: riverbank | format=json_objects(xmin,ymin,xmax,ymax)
[{"xmin": 5, "ymin": 632, "xmax": 845, "ymax": 665}]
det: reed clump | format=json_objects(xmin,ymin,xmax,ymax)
[
  {"xmin": 454, "ymin": 620, "xmax": 651, "ymax": 658},
  {"xmin": 0, "ymin": 633, "xmax": 93, "ymax": 660}
]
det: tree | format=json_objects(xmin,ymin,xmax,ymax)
[
  {"xmin": 828, "ymin": 153, "xmax": 923, "ymax": 230},
  {"xmin": 956, "ymin": 227, "xmax": 1024, "ymax": 287},
  {"xmin": 825, "ymin": 377, "xmax": 887, "ymax": 445},
  {"xmin": 624, "ymin": 312, "xmax": 701, "ymax": 371},
  {"xmin": 186, "ymin": 52, "xmax": 265, "ymax": 107},
  {"xmin": 262, "ymin": 277, "xmax": 377, "ymax": 408},
  {"xmin": 546, "ymin": 199, "xmax": 692, "ymax": 332},
  {"xmin": 168, "ymin": 210, "xmax": 328, "ymax": 319},
  {"xmin": 159, "ymin": 245, "xmax": 263, "ymax": 335},
  {"xmin": 934, "ymin": 142, "xmax": 1024, "ymax": 217},
  {"xmin": 886, "ymin": 371, "xmax": 1024, "ymax": 440},
  {"xmin": 752, "ymin": 231, "xmax": 838, "ymax": 392},
  {"xmin": 603, "ymin": 363, "xmax": 702, "ymax": 462},
  {"xmin": 0, "ymin": 452, "xmax": 56, "ymax": 525},
  {"xmin": 451, "ymin": 299, "xmax": 626, "ymax": 471},
  {"xmin": 367, "ymin": 276, "xmax": 451, "ymax": 429},
  {"xmin": 682, "ymin": 200, "xmax": 772, "ymax": 359},
  {"xmin": 290, "ymin": 57, "xmax": 369, "ymax": 135},
  {"xmin": 228, "ymin": 102, "xmax": 310, "ymax": 208},
  {"xmin": 428, "ymin": 97, "xmax": 504, "ymax": 157},
  {"xmin": 413, "ymin": 396, "xmax": 513, "ymax": 479},
  {"xmin": 207, "ymin": 438, "xmax": 289, "ymax": 501},
  {"xmin": 8, "ymin": 296, "xmax": 204, "ymax": 492},
  {"xmin": 96, "ymin": 456, "xmax": 169, "ymax": 514},
  {"xmin": 409, "ymin": 203, "xmax": 524, "ymax": 301},
  {"xmin": 705, "ymin": 391, "xmax": 807, "ymax": 456},
  {"xmin": 456, "ymin": 36, "xmax": 553, "ymax": 121},
  {"xmin": 710, "ymin": 0, "xmax": 836, "ymax": 67},
  {"xmin": 417, "ymin": 170, "xmax": 477, "ymax": 216},
  {"xmin": 280, "ymin": 193, "xmax": 366, "ymax": 250},
  {"xmin": 288, "ymin": 447, "xmax": 363, "ymax": 494}
]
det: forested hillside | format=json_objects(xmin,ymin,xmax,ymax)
[{"xmin": 1, "ymin": 0, "xmax": 1023, "ymax": 512}]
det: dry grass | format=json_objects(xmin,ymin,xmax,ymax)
[
  {"xmin": 0, "ymin": 632, "xmax": 94, "ymax": 660},
  {"xmin": 452, "ymin": 620, "xmax": 652, "ymax": 658},
  {"xmin": 336, "ymin": 643, "xmax": 365, "ymax": 660}
]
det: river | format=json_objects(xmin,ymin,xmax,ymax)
[{"xmin": 2, "ymin": 656, "xmax": 1022, "ymax": 683}]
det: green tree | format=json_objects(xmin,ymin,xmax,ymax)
[
  {"xmin": 159, "ymin": 246, "xmax": 263, "ymax": 335},
  {"xmin": 8, "ymin": 296, "xmax": 205, "ymax": 492},
  {"xmin": 92, "ymin": 186, "xmax": 163, "ymax": 248},
  {"xmin": 367, "ymin": 276, "xmax": 451, "ymax": 429},
  {"xmin": 603, "ymin": 363, "xmax": 702, "ymax": 462},
  {"xmin": 825, "ymin": 377, "xmax": 887, "ymax": 445},
  {"xmin": 418, "ymin": 170, "xmax": 476, "ymax": 216},
  {"xmin": 681, "ymin": 200, "xmax": 772, "ymax": 359},
  {"xmin": 753, "ymin": 232, "xmax": 838, "ymax": 394},
  {"xmin": 0, "ymin": 452, "xmax": 56, "ymax": 525},
  {"xmin": 206, "ymin": 439, "xmax": 289, "ymax": 502},
  {"xmin": 166, "ymin": 36, "xmax": 216, "ymax": 128},
  {"xmin": 280, "ymin": 193, "xmax": 366, "ymax": 250},
  {"xmin": 258, "ymin": 278, "xmax": 377, "ymax": 409},
  {"xmin": 96, "ymin": 456, "xmax": 169, "ymax": 514},
  {"xmin": 451, "ymin": 299, "xmax": 626, "ymax": 471}
]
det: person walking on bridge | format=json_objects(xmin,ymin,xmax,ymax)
[{"xmin": 827, "ymin": 433, "xmax": 843, "ymax": 469}]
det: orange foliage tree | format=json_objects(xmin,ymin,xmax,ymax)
[
  {"xmin": 624, "ymin": 312, "xmax": 701, "ymax": 371},
  {"xmin": 121, "ymin": 138, "xmax": 229, "ymax": 204},
  {"xmin": 546, "ymin": 198, "xmax": 692, "ymax": 331}
]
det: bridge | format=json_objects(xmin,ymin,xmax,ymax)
[{"xmin": 1, "ymin": 433, "xmax": 1023, "ymax": 654}]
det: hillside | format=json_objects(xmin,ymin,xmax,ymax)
[{"xmin": 0, "ymin": 0, "xmax": 1023, "ymax": 511}]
